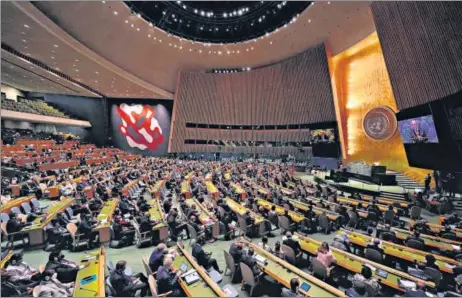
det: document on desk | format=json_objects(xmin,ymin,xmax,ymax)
[
  {"xmin": 254, "ymin": 254, "xmax": 266, "ymax": 264},
  {"xmin": 452, "ymin": 245, "xmax": 461, "ymax": 250},
  {"xmin": 399, "ymin": 279, "xmax": 417, "ymax": 289}
]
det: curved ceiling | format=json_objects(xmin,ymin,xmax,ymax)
[
  {"xmin": 1, "ymin": 1, "xmax": 376, "ymax": 99},
  {"xmin": 125, "ymin": 1, "xmax": 311, "ymax": 43}
]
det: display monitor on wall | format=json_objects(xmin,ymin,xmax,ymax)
[
  {"xmin": 311, "ymin": 128, "xmax": 335, "ymax": 143},
  {"xmin": 398, "ymin": 115, "xmax": 439, "ymax": 144}
]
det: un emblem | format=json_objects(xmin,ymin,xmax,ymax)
[{"xmin": 362, "ymin": 106, "xmax": 397, "ymax": 141}]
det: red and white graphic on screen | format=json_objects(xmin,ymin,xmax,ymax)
[{"xmin": 116, "ymin": 104, "xmax": 164, "ymax": 150}]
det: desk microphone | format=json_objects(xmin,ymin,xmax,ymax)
[{"xmin": 78, "ymin": 287, "xmax": 98, "ymax": 296}]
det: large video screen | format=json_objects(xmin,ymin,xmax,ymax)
[
  {"xmin": 398, "ymin": 115, "xmax": 439, "ymax": 144},
  {"xmin": 311, "ymin": 128, "xmax": 335, "ymax": 143}
]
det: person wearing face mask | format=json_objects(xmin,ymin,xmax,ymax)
[
  {"xmin": 45, "ymin": 250, "xmax": 89, "ymax": 283},
  {"xmin": 38, "ymin": 269, "xmax": 74, "ymax": 297}
]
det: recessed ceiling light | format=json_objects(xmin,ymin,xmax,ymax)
[
  {"xmin": 51, "ymin": 56, "xmax": 55, "ymax": 59},
  {"xmin": 24, "ymin": 24, "xmax": 29, "ymax": 28},
  {"xmin": 125, "ymin": 20, "xmax": 128, "ymax": 23},
  {"xmin": 114, "ymin": 11, "xmax": 118, "ymax": 15},
  {"xmin": 21, "ymin": 32, "xmax": 25, "ymax": 35},
  {"xmin": 22, "ymin": 39, "xmax": 27, "ymax": 43},
  {"xmin": 54, "ymin": 44, "xmax": 58, "ymax": 48},
  {"xmin": 137, "ymin": 28, "xmax": 140, "ymax": 31},
  {"xmin": 95, "ymin": 71, "xmax": 99, "ymax": 74},
  {"xmin": 75, "ymin": 59, "xmax": 79, "ymax": 62}
]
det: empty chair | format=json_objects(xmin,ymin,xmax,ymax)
[
  {"xmin": 281, "ymin": 244, "xmax": 296, "ymax": 265},
  {"xmin": 21, "ymin": 203, "xmax": 32, "ymax": 214},
  {"xmin": 441, "ymin": 233, "xmax": 457, "ymax": 241},
  {"xmin": 237, "ymin": 216, "xmax": 253, "ymax": 237},
  {"xmin": 0, "ymin": 213, "xmax": 10, "ymax": 223},
  {"xmin": 410, "ymin": 206, "xmax": 422, "ymax": 220},
  {"xmin": 66, "ymin": 223, "xmax": 89, "ymax": 251},
  {"xmin": 268, "ymin": 213, "xmax": 279, "ymax": 229},
  {"xmin": 311, "ymin": 258, "xmax": 328, "ymax": 281},
  {"xmin": 347, "ymin": 211, "xmax": 358, "ymax": 229},
  {"xmin": 383, "ymin": 210, "xmax": 395, "ymax": 226},
  {"xmin": 283, "ymin": 203, "xmax": 291, "ymax": 210},
  {"xmin": 223, "ymin": 250, "xmax": 237, "ymax": 281},
  {"xmin": 240, "ymin": 262, "xmax": 261, "ymax": 296},
  {"xmin": 278, "ymin": 216, "xmax": 296, "ymax": 234},
  {"xmin": 1, "ymin": 222, "xmax": 28, "ymax": 249},
  {"xmin": 141, "ymin": 256, "xmax": 153, "ymax": 276},
  {"xmin": 148, "ymin": 274, "xmax": 172, "ymax": 297},
  {"xmin": 133, "ymin": 221, "xmax": 152, "ymax": 248},
  {"xmin": 10, "ymin": 207, "xmax": 22, "ymax": 215},
  {"xmin": 406, "ymin": 239, "xmax": 424, "ymax": 251},
  {"xmin": 106, "ymin": 276, "xmax": 117, "ymax": 296},
  {"xmin": 365, "ymin": 248, "xmax": 383, "ymax": 263},
  {"xmin": 107, "ymin": 260, "xmax": 115, "ymax": 273},
  {"xmin": 217, "ymin": 206, "xmax": 226, "ymax": 218},
  {"xmin": 187, "ymin": 223, "xmax": 204, "ymax": 244},
  {"xmin": 318, "ymin": 214, "xmax": 331, "ymax": 234},
  {"xmin": 424, "ymin": 267, "xmax": 443, "ymax": 289},
  {"xmin": 219, "ymin": 221, "xmax": 235, "ymax": 240}
]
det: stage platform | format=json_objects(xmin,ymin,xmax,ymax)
[{"xmin": 295, "ymin": 171, "xmax": 409, "ymax": 200}]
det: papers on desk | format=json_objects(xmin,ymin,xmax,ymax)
[
  {"xmin": 452, "ymin": 245, "xmax": 461, "ymax": 250},
  {"xmin": 399, "ymin": 279, "xmax": 417, "ymax": 290},
  {"xmin": 445, "ymin": 263, "xmax": 456, "ymax": 269},
  {"xmin": 364, "ymin": 264, "xmax": 377, "ymax": 272},
  {"xmin": 183, "ymin": 269, "xmax": 200, "ymax": 285},
  {"xmin": 254, "ymin": 254, "xmax": 266, "ymax": 264}
]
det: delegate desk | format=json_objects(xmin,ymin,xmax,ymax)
[
  {"xmin": 231, "ymin": 182, "xmax": 246, "ymax": 200},
  {"xmin": 185, "ymin": 198, "xmax": 219, "ymax": 238},
  {"xmin": 22, "ymin": 198, "xmax": 74, "ymax": 245},
  {"xmin": 268, "ymin": 182, "xmax": 295, "ymax": 197},
  {"xmin": 337, "ymin": 197, "xmax": 399, "ymax": 214},
  {"xmin": 256, "ymin": 199, "xmax": 305, "ymax": 223},
  {"xmin": 39, "ymin": 161, "xmax": 80, "ymax": 171},
  {"xmin": 284, "ymin": 197, "xmax": 345, "ymax": 222},
  {"xmin": 297, "ymin": 197, "xmax": 369, "ymax": 219},
  {"xmin": 249, "ymin": 183, "xmax": 270, "ymax": 199},
  {"xmin": 147, "ymin": 197, "xmax": 169, "ymax": 241},
  {"xmin": 149, "ymin": 179, "xmax": 166, "ymax": 198},
  {"xmin": 224, "ymin": 198, "xmax": 266, "ymax": 235},
  {"xmin": 362, "ymin": 195, "xmax": 409, "ymax": 209},
  {"xmin": 0, "ymin": 250, "xmax": 13, "ymax": 269},
  {"xmin": 295, "ymin": 233, "xmax": 434, "ymax": 292},
  {"xmin": 121, "ymin": 179, "xmax": 139, "ymax": 196},
  {"xmin": 181, "ymin": 181, "xmax": 191, "ymax": 199},
  {"xmin": 86, "ymin": 157, "xmax": 114, "ymax": 166},
  {"xmin": 409, "ymin": 220, "xmax": 462, "ymax": 240},
  {"xmin": 205, "ymin": 181, "xmax": 219, "ymax": 199},
  {"xmin": 171, "ymin": 243, "xmax": 227, "ymax": 297},
  {"xmin": 185, "ymin": 171, "xmax": 195, "ymax": 181},
  {"xmin": 0, "ymin": 195, "xmax": 34, "ymax": 214},
  {"xmin": 73, "ymin": 247, "xmax": 106, "ymax": 297},
  {"xmin": 384, "ymin": 225, "xmax": 462, "ymax": 252},
  {"xmin": 95, "ymin": 199, "xmax": 120, "ymax": 243},
  {"xmin": 339, "ymin": 228, "xmax": 460, "ymax": 275},
  {"xmin": 224, "ymin": 172, "xmax": 231, "ymax": 181},
  {"xmin": 240, "ymin": 238, "xmax": 345, "ymax": 297}
]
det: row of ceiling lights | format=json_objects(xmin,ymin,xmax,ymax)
[
  {"xmin": 16, "ymin": 23, "xmax": 150, "ymax": 97},
  {"xmin": 113, "ymin": 2, "xmax": 322, "ymax": 55},
  {"xmin": 213, "ymin": 67, "xmax": 252, "ymax": 74}
]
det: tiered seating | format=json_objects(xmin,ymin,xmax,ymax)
[{"xmin": 1, "ymin": 97, "xmax": 70, "ymax": 119}]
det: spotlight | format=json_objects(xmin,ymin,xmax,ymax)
[
  {"xmin": 223, "ymin": 12, "xmax": 227, "ymax": 17},
  {"xmin": 246, "ymin": 67, "xmax": 251, "ymax": 71},
  {"xmin": 200, "ymin": 10, "xmax": 205, "ymax": 16}
]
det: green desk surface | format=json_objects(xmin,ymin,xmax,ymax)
[
  {"xmin": 172, "ymin": 252, "xmax": 217, "ymax": 297},
  {"xmin": 185, "ymin": 199, "xmax": 215, "ymax": 225},
  {"xmin": 257, "ymin": 199, "xmax": 305, "ymax": 223},
  {"xmin": 225, "ymin": 198, "xmax": 264, "ymax": 224},
  {"xmin": 147, "ymin": 199, "xmax": 167, "ymax": 229},
  {"xmin": 23, "ymin": 198, "xmax": 73, "ymax": 231},
  {"xmin": 73, "ymin": 249, "xmax": 104, "ymax": 297},
  {"xmin": 96, "ymin": 199, "xmax": 119, "ymax": 227}
]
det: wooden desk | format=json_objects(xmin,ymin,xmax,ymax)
[
  {"xmin": 224, "ymin": 172, "xmax": 231, "ymax": 181},
  {"xmin": 149, "ymin": 179, "xmax": 166, "ymax": 199},
  {"xmin": 22, "ymin": 198, "xmax": 74, "ymax": 245},
  {"xmin": 224, "ymin": 198, "xmax": 266, "ymax": 235},
  {"xmin": 256, "ymin": 199, "xmax": 305, "ymax": 223},
  {"xmin": 86, "ymin": 157, "xmax": 114, "ymax": 166},
  {"xmin": 269, "ymin": 182, "xmax": 295, "ymax": 197},
  {"xmin": 147, "ymin": 197, "xmax": 169, "ymax": 241},
  {"xmin": 185, "ymin": 198, "xmax": 219, "ymax": 238},
  {"xmin": 295, "ymin": 233, "xmax": 434, "ymax": 292},
  {"xmin": 95, "ymin": 199, "xmax": 120, "ymax": 243},
  {"xmin": 409, "ymin": 220, "xmax": 462, "ymax": 239},
  {"xmin": 231, "ymin": 182, "xmax": 246, "ymax": 200},
  {"xmin": 181, "ymin": 181, "xmax": 191, "ymax": 199},
  {"xmin": 185, "ymin": 171, "xmax": 195, "ymax": 181},
  {"xmin": 73, "ymin": 247, "xmax": 106, "ymax": 297},
  {"xmin": 0, "ymin": 195, "xmax": 34, "ymax": 213},
  {"xmin": 339, "ymin": 228, "xmax": 460, "ymax": 274},
  {"xmin": 39, "ymin": 161, "xmax": 80, "ymax": 171},
  {"xmin": 337, "ymin": 197, "xmax": 398, "ymax": 213},
  {"xmin": 284, "ymin": 198, "xmax": 343, "ymax": 222},
  {"xmin": 205, "ymin": 181, "xmax": 219, "ymax": 199},
  {"xmin": 385, "ymin": 225, "xmax": 462, "ymax": 252},
  {"xmin": 241, "ymin": 238, "xmax": 345, "ymax": 297},
  {"xmin": 249, "ymin": 183, "xmax": 270, "ymax": 199},
  {"xmin": 0, "ymin": 250, "xmax": 13, "ymax": 269},
  {"xmin": 171, "ymin": 243, "xmax": 227, "ymax": 297},
  {"xmin": 362, "ymin": 195, "xmax": 409, "ymax": 208},
  {"xmin": 295, "ymin": 197, "xmax": 369, "ymax": 219},
  {"xmin": 121, "ymin": 179, "xmax": 139, "ymax": 196}
]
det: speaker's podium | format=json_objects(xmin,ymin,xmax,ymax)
[{"xmin": 330, "ymin": 162, "xmax": 397, "ymax": 186}]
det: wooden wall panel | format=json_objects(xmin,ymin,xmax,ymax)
[
  {"xmin": 171, "ymin": 43, "xmax": 336, "ymax": 153},
  {"xmin": 371, "ymin": 2, "xmax": 462, "ymax": 110}
]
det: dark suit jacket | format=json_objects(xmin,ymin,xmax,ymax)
[
  {"xmin": 229, "ymin": 243, "xmax": 244, "ymax": 263},
  {"xmin": 192, "ymin": 243, "xmax": 210, "ymax": 268},
  {"xmin": 149, "ymin": 249, "xmax": 165, "ymax": 273},
  {"xmin": 156, "ymin": 266, "xmax": 179, "ymax": 294},
  {"xmin": 283, "ymin": 238, "xmax": 301, "ymax": 254},
  {"xmin": 45, "ymin": 260, "xmax": 79, "ymax": 283}
]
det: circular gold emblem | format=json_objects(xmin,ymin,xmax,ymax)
[{"xmin": 362, "ymin": 106, "xmax": 397, "ymax": 141}]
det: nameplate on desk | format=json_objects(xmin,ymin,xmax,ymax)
[{"xmin": 80, "ymin": 274, "xmax": 97, "ymax": 285}]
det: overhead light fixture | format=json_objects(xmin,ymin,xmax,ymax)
[
  {"xmin": 24, "ymin": 24, "xmax": 30, "ymax": 28},
  {"xmin": 114, "ymin": 11, "xmax": 118, "ymax": 15}
]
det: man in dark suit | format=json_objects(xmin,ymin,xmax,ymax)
[
  {"xmin": 229, "ymin": 241, "xmax": 245, "ymax": 263},
  {"xmin": 191, "ymin": 239, "xmax": 222, "ymax": 273},
  {"xmin": 367, "ymin": 238, "xmax": 384, "ymax": 255},
  {"xmin": 240, "ymin": 247, "xmax": 261, "ymax": 276},
  {"xmin": 156, "ymin": 258, "xmax": 183, "ymax": 296},
  {"xmin": 149, "ymin": 243, "xmax": 167, "ymax": 273},
  {"xmin": 45, "ymin": 250, "xmax": 88, "ymax": 283},
  {"xmin": 406, "ymin": 231, "xmax": 425, "ymax": 246},
  {"xmin": 282, "ymin": 232, "xmax": 301, "ymax": 256}
]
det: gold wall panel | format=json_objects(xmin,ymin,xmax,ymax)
[{"xmin": 327, "ymin": 32, "xmax": 431, "ymax": 181}]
